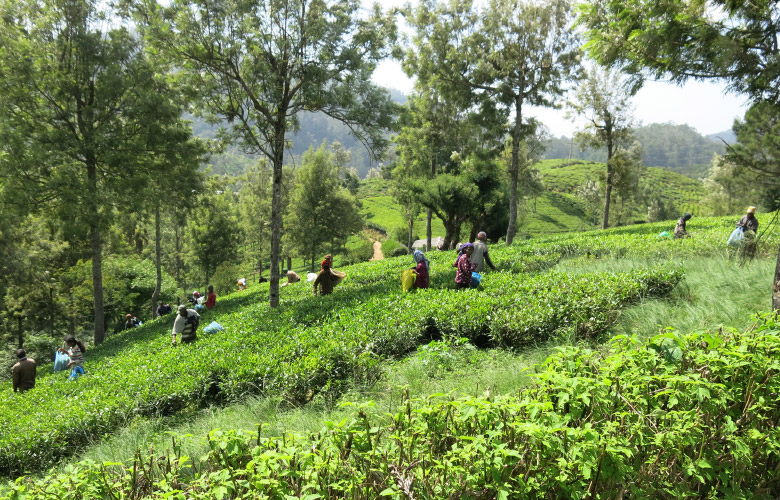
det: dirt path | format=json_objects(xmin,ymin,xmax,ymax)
[{"xmin": 369, "ymin": 240, "xmax": 384, "ymax": 261}]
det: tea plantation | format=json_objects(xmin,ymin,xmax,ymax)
[{"xmin": 3, "ymin": 215, "xmax": 779, "ymax": 498}]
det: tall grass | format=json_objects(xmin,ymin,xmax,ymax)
[{"xmin": 558, "ymin": 254, "xmax": 772, "ymax": 338}]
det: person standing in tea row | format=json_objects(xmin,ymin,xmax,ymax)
[
  {"xmin": 12, "ymin": 349, "xmax": 36, "ymax": 393},
  {"xmin": 470, "ymin": 232, "xmax": 496, "ymax": 272}
]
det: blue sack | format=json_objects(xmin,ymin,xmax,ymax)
[
  {"xmin": 203, "ymin": 321, "xmax": 225, "ymax": 335},
  {"xmin": 471, "ymin": 272, "xmax": 482, "ymax": 288},
  {"xmin": 68, "ymin": 365, "xmax": 85, "ymax": 381},
  {"xmin": 727, "ymin": 227, "xmax": 744, "ymax": 247},
  {"xmin": 194, "ymin": 304, "xmax": 206, "ymax": 313},
  {"xmin": 54, "ymin": 351, "xmax": 70, "ymax": 372}
]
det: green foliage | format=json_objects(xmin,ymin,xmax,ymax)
[
  {"xmin": 380, "ymin": 238, "xmax": 407, "ymax": 258},
  {"xmin": 59, "ymin": 256, "xmax": 181, "ymax": 332},
  {"xmin": 0, "ymin": 222, "xmax": 698, "ymax": 476},
  {"xmin": 188, "ymin": 189, "xmax": 241, "ymax": 285},
  {"xmin": 341, "ymin": 234, "xmax": 374, "ymax": 266},
  {"xmin": 0, "ymin": 0, "xmax": 205, "ymax": 343},
  {"xmin": 578, "ymin": 0, "xmax": 780, "ymax": 104},
  {"xmin": 286, "ymin": 145, "xmax": 364, "ymax": 264},
  {"xmin": 7, "ymin": 319, "xmax": 780, "ymax": 498},
  {"xmin": 724, "ymin": 102, "xmax": 780, "ymax": 210}
]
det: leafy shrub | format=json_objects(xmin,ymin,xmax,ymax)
[
  {"xmin": 210, "ymin": 262, "xmax": 243, "ymax": 299},
  {"xmin": 342, "ymin": 235, "xmax": 374, "ymax": 265},
  {"xmin": 7, "ymin": 320, "xmax": 780, "ymax": 499},
  {"xmin": 380, "ymin": 238, "xmax": 407, "ymax": 257},
  {"xmin": 58, "ymin": 256, "xmax": 181, "ymax": 330}
]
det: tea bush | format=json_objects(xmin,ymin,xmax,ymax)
[
  {"xmin": 6, "ymin": 317, "xmax": 779, "ymax": 499},
  {"xmin": 0, "ymin": 246, "xmax": 681, "ymax": 476}
]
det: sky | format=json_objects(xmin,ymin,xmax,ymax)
[
  {"xmin": 371, "ymin": 59, "xmax": 750, "ymax": 139},
  {"xmin": 365, "ymin": 0, "xmax": 750, "ymax": 139}
]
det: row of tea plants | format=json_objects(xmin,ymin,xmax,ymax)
[
  {"xmin": 0, "ymin": 226, "xmax": 687, "ymax": 476},
  {"xmin": 4, "ymin": 316, "xmax": 779, "ymax": 498}
]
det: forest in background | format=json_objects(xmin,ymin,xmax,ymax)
[{"xmin": 1, "ymin": 0, "xmax": 779, "ymax": 371}]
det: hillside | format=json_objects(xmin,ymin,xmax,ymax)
[
  {"xmin": 3, "ymin": 215, "xmax": 779, "ymax": 498},
  {"xmin": 544, "ymin": 123, "xmax": 728, "ymax": 180},
  {"xmin": 359, "ymin": 160, "xmax": 709, "ymax": 244},
  {"xmin": 537, "ymin": 159, "xmax": 707, "ymax": 222}
]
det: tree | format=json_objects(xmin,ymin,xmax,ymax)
[
  {"xmin": 0, "ymin": 0, "xmax": 202, "ymax": 344},
  {"xmin": 393, "ymin": 89, "xmax": 505, "ymax": 249},
  {"xmin": 723, "ymin": 102, "xmax": 780, "ymax": 210},
  {"xmin": 578, "ymin": 0, "xmax": 780, "ymax": 103},
  {"xmin": 578, "ymin": 0, "xmax": 780, "ymax": 308},
  {"xmin": 569, "ymin": 68, "xmax": 638, "ymax": 229},
  {"xmin": 285, "ymin": 145, "xmax": 363, "ymax": 270},
  {"xmin": 189, "ymin": 187, "xmax": 242, "ymax": 286},
  {"xmin": 140, "ymin": 0, "xmax": 398, "ymax": 307},
  {"xmin": 393, "ymin": 91, "xmax": 460, "ymax": 250},
  {"xmin": 401, "ymin": 0, "xmax": 581, "ymax": 245}
]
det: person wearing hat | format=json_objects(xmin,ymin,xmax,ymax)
[
  {"xmin": 454, "ymin": 243, "xmax": 477, "ymax": 289},
  {"xmin": 172, "ymin": 304, "xmax": 200, "ymax": 345},
  {"xmin": 188, "ymin": 291, "xmax": 201, "ymax": 306},
  {"xmin": 313, "ymin": 257, "xmax": 344, "ymax": 296},
  {"xmin": 12, "ymin": 349, "xmax": 36, "ymax": 393},
  {"xmin": 471, "ymin": 232, "xmax": 496, "ymax": 272},
  {"xmin": 737, "ymin": 206, "xmax": 759, "ymax": 257},
  {"xmin": 674, "ymin": 213, "xmax": 692, "ymax": 239}
]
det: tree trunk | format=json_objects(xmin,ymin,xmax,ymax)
[
  {"xmin": 442, "ymin": 219, "xmax": 457, "ymax": 250},
  {"xmin": 268, "ymin": 117, "xmax": 286, "ymax": 308},
  {"xmin": 506, "ymin": 95, "xmax": 523, "ymax": 245},
  {"xmin": 772, "ymin": 244, "xmax": 780, "ymax": 311},
  {"xmin": 426, "ymin": 209, "xmax": 432, "ymax": 252},
  {"xmin": 17, "ymin": 316, "xmax": 23, "ymax": 349},
  {"xmin": 407, "ymin": 211, "xmax": 414, "ymax": 253},
  {"xmin": 287, "ymin": 256, "xmax": 292, "ymax": 270},
  {"xmin": 602, "ymin": 141, "xmax": 615, "ymax": 230},
  {"xmin": 86, "ymin": 162, "xmax": 106, "ymax": 345},
  {"xmin": 151, "ymin": 202, "xmax": 162, "ymax": 318},
  {"xmin": 602, "ymin": 172, "xmax": 613, "ymax": 230},
  {"xmin": 427, "ymin": 154, "xmax": 435, "ymax": 251}
]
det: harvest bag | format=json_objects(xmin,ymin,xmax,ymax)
[
  {"xmin": 471, "ymin": 272, "xmax": 482, "ymax": 288},
  {"xmin": 53, "ymin": 351, "xmax": 70, "ymax": 372},
  {"xmin": 203, "ymin": 321, "xmax": 225, "ymax": 334},
  {"xmin": 401, "ymin": 269, "xmax": 416, "ymax": 292},
  {"xmin": 727, "ymin": 227, "xmax": 744, "ymax": 247}
]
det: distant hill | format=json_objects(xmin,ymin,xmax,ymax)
[
  {"xmin": 544, "ymin": 123, "xmax": 729, "ymax": 180},
  {"xmin": 706, "ymin": 129, "xmax": 736, "ymax": 145},
  {"xmin": 536, "ymin": 159, "xmax": 707, "ymax": 223},
  {"xmin": 190, "ymin": 87, "xmax": 407, "ymax": 177},
  {"xmin": 356, "ymin": 159, "xmax": 706, "ymax": 240}
]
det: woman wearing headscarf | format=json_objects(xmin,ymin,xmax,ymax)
[
  {"xmin": 412, "ymin": 250, "xmax": 430, "ymax": 289},
  {"xmin": 453, "ymin": 243, "xmax": 477, "ymax": 289},
  {"xmin": 313, "ymin": 255, "xmax": 344, "ymax": 296}
]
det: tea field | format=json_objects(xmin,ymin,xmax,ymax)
[{"xmin": 3, "ymin": 214, "xmax": 779, "ymax": 498}]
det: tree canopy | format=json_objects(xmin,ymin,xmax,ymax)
[{"xmin": 139, "ymin": 0, "xmax": 399, "ymax": 307}]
